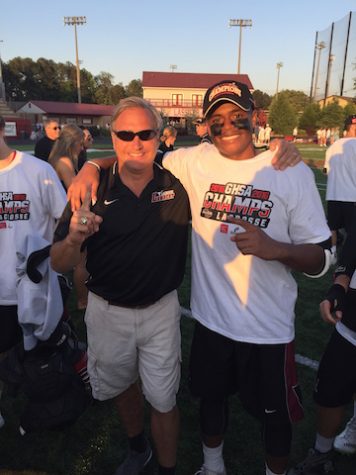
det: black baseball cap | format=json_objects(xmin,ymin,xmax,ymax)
[
  {"xmin": 203, "ymin": 80, "xmax": 255, "ymax": 118},
  {"xmin": 344, "ymin": 114, "xmax": 356, "ymax": 127}
]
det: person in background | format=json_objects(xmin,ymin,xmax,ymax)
[
  {"xmin": 290, "ymin": 229, "xmax": 356, "ymax": 474},
  {"xmin": 258, "ymin": 124, "xmax": 265, "ymax": 144},
  {"xmin": 323, "ymin": 114, "xmax": 356, "ymax": 263},
  {"xmin": 194, "ymin": 118, "xmax": 212, "ymax": 144},
  {"xmin": 49, "ymin": 124, "xmax": 88, "ymax": 310},
  {"xmin": 78, "ymin": 127, "xmax": 94, "ymax": 171},
  {"xmin": 264, "ymin": 123, "xmax": 272, "ymax": 146},
  {"xmin": 293, "ymin": 126, "xmax": 298, "ymax": 142},
  {"xmin": 49, "ymin": 124, "xmax": 84, "ymax": 190},
  {"xmin": 0, "ymin": 115, "xmax": 66, "ymax": 428},
  {"xmin": 159, "ymin": 126, "xmax": 178, "ymax": 154},
  {"xmin": 34, "ymin": 119, "xmax": 61, "ymax": 161}
]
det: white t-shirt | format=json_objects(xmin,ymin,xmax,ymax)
[
  {"xmin": 324, "ymin": 138, "xmax": 356, "ymax": 201},
  {"xmin": 164, "ymin": 144, "xmax": 330, "ymax": 344},
  {"xmin": 0, "ymin": 151, "xmax": 66, "ymax": 304}
]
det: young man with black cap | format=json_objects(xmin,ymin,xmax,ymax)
[
  {"xmin": 162, "ymin": 80, "xmax": 331, "ymax": 475},
  {"xmin": 323, "ymin": 114, "xmax": 356, "ymax": 262}
]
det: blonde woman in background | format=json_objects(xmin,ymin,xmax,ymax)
[
  {"xmin": 159, "ymin": 125, "xmax": 177, "ymax": 154},
  {"xmin": 49, "ymin": 124, "xmax": 84, "ymax": 190},
  {"xmin": 49, "ymin": 125, "xmax": 88, "ymax": 310}
]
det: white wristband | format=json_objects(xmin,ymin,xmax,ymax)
[
  {"xmin": 303, "ymin": 249, "xmax": 332, "ymax": 279},
  {"xmin": 86, "ymin": 160, "xmax": 101, "ymax": 172}
]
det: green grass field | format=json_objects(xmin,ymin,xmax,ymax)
[{"xmin": 1, "ymin": 144, "xmax": 355, "ymax": 474}]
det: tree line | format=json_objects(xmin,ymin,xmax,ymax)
[
  {"xmin": 3, "ymin": 57, "xmax": 356, "ymax": 135},
  {"xmin": 252, "ymin": 88, "xmax": 356, "ymax": 135},
  {"xmin": 2, "ymin": 57, "xmax": 142, "ymax": 104}
]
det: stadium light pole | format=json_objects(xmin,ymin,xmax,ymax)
[
  {"xmin": 229, "ymin": 19, "xmax": 252, "ymax": 74},
  {"xmin": 276, "ymin": 62, "xmax": 283, "ymax": 95},
  {"xmin": 64, "ymin": 16, "xmax": 86, "ymax": 103},
  {"xmin": 170, "ymin": 64, "xmax": 177, "ymax": 72},
  {"xmin": 0, "ymin": 40, "xmax": 5, "ymax": 101},
  {"xmin": 313, "ymin": 41, "xmax": 325, "ymax": 100}
]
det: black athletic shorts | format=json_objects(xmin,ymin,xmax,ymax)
[
  {"xmin": 314, "ymin": 329, "xmax": 356, "ymax": 407},
  {"xmin": 0, "ymin": 305, "xmax": 22, "ymax": 353},
  {"xmin": 327, "ymin": 201, "xmax": 356, "ymax": 233},
  {"xmin": 189, "ymin": 322, "xmax": 304, "ymax": 423}
]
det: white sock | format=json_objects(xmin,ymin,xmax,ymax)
[
  {"xmin": 202, "ymin": 442, "xmax": 225, "ymax": 472},
  {"xmin": 315, "ymin": 433, "xmax": 334, "ymax": 453},
  {"xmin": 265, "ymin": 464, "xmax": 286, "ymax": 475}
]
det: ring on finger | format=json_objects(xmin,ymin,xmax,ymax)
[{"xmin": 80, "ymin": 216, "xmax": 88, "ymax": 225}]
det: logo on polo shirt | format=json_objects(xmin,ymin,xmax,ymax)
[
  {"xmin": 151, "ymin": 190, "xmax": 175, "ymax": 203},
  {"xmin": 104, "ymin": 199, "xmax": 119, "ymax": 205}
]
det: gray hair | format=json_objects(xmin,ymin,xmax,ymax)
[
  {"xmin": 111, "ymin": 97, "xmax": 163, "ymax": 131},
  {"xmin": 48, "ymin": 124, "xmax": 83, "ymax": 171},
  {"xmin": 43, "ymin": 118, "xmax": 59, "ymax": 128}
]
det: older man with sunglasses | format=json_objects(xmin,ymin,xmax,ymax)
[
  {"xmin": 34, "ymin": 119, "xmax": 61, "ymax": 161},
  {"xmin": 50, "ymin": 97, "xmax": 190, "ymax": 475}
]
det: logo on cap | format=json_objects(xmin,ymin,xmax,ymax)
[{"xmin": 208, "ymin": 83, "xmax": 242, "ymax": 102}]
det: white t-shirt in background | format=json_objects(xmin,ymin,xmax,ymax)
[{"xmin": 0, "ymin": 152, "xmax": 66, "ymax": 305}]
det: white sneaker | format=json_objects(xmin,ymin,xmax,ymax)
[
  {"xmin": 333, "ymin": 416, "xmax": 356, "ymax": 454},
  {"xmin": 0, "ymin": 412, "xmax": 5, "ymax": 428}
]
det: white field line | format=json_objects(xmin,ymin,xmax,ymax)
[{"xmin": 181, "ymin": 307, "xmax": 319, "ymax": 371}]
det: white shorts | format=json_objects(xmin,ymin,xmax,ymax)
[{"xmin": 84, "ymin": 290, "xmax": 182, "ymax": 412}]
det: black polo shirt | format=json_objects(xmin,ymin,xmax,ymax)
[
  {"xmin": 54, "ymin": 162, "xmax": 190, "ymax": 306},
  {"xmin": 34, "ymin": 136, "xmax": 56, "ymax": 161}
]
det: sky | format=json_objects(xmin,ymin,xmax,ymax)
[{"xmin": 0, "ymin": 0, "xmax": 355, "ymax": 96}]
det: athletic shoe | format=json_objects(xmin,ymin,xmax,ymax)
[
  {"xmin": 194, "ymin": 466, "xmax": 227, "ymax": 475},
  {"xmin": 288, "ymin": 448, "xmax": 336, "ymax": 474},
  {"xmin": 333, "ymin": 416, "xmax": 356, "ymax": 455},
  {"xmin": 0, "ymin": 412, "xmax": 4, "ymax": 428},
  {"xmin": 113, "ymin": 442, "xmax": 152, "ymax": 475}
]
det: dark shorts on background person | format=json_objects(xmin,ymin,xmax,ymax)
[
  {"xmin": 327, "ymin": 201, "xmax": 356, "ymax": 232},
  {"xmin": 0, "ymin": 306, "xmax": 22, "ymax": 353},
  {"xmin": 314, "ymin": 329, "xmax": 356, "ymax": 408},
  {"xmin": 189, "ymin": 321, "xmax": 304, "ymax": 423}
]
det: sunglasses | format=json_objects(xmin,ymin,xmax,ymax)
[
  {"xmin": 52, "ymin": 126, "xmax": 61, "ymax": 131},
  {"xmin": 112, "ymin": 129, "xmax": 157, "ymax": 142}
]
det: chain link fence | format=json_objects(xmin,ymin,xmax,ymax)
[{"xmin": 311, "ymin": 11, "xmax": 356, "ymax": 102}]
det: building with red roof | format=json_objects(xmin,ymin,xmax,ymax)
[
  {"xmin": 142, "ymin": 71, "xmax": 254, "ymax": 126},
  {"xmin": 15, "ymin": 100, "xmax": 114, "ymax": 128}
]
